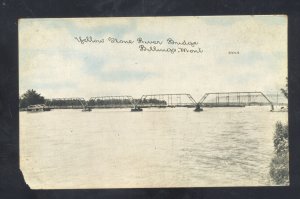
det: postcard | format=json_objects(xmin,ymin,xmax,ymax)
[{"xmin": 19, "ymin": 16, "xmax": 288, "ymax": 189}]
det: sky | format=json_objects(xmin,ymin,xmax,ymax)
[{"xmin": 19, "ymin": 16, "xmax": 287, "ymax": 100}]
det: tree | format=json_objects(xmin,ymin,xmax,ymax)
[
  {"xmin": 270, "ymin": 122, "xmax": 289, "ymax": 185},
  {"xmin": 280, "ymin": 77, "xmax": 288, "ymax": 99},
  {"xmin": 19, "ymin": 89, "xmax": 45, "ymax": 108}
]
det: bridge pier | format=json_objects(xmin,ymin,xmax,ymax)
[
  {"xmin": 194, "ymin": 104, "xmax": 203, "ymax": 112},
  {"xmin": 131, "ymin": 105, "xmax": 143, "ymax": 112}
]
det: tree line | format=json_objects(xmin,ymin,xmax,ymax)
[{"xmin": 19, "ymin": 90, "xmax": 167, "ymax": 108}]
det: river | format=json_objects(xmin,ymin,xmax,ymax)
[{"xmin": 20, "ymin": 106, "xmax": 288, "ymax": 189}]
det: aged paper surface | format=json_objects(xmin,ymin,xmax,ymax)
[{"xmin": 19, "ymin": 16, "xmax": 288, "ymax": 189}]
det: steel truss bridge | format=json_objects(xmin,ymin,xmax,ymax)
[
  {"xmin": 198, "ymin": 92, "xmax": 274, "ymax": 110},
  {"xmin": 43, "ymin": 92, "xmax": 278, "ymax": 111}
]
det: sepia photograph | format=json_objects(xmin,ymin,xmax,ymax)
[{"xmin": 19, "ymin": 16, "xmax": 288, "ymax": 189}]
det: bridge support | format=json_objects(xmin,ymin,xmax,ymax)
[
  {"xmin": 131, "ymin": 105, "xmax": 143, "ymax": 112},
  {"xmin": 194, "ymin": 103, "xmax": 203, "ymax": 112}
]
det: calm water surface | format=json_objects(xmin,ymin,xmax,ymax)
[{"xmin": 20, "ymin": 107, "xmax": 288, "ymax": 188}]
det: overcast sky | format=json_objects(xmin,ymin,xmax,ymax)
[{"xmin": 19, "ymin": 16, "xmax": 287, "ymax": 100}]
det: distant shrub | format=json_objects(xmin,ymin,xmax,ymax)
[
  {"xmin": 270, "ymin": 122, "xmax": 289, "ymax": 185},
  {"xmin": 19, "ymin": 89, "xmax": 45, "ymax": 108}
]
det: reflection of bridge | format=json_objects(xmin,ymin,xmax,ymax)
[{"xmin": 198, "ymin": 92, "xmax": 274, "ymax": 110}]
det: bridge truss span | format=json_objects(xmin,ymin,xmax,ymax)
[
  {"xmin": 46, "ymin": 97, "xmax": 87, "ymax": 109},
  {"xmin": 136, "ymin": 93, "xmax": 197, "ymax": 108},
  {"xmin": 88, "ymin": 95, "xmax": 135, "ymax": 108},
  {"xmin": 198, "ymin": 91, "xmax": 274, "ymax": 110}
]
